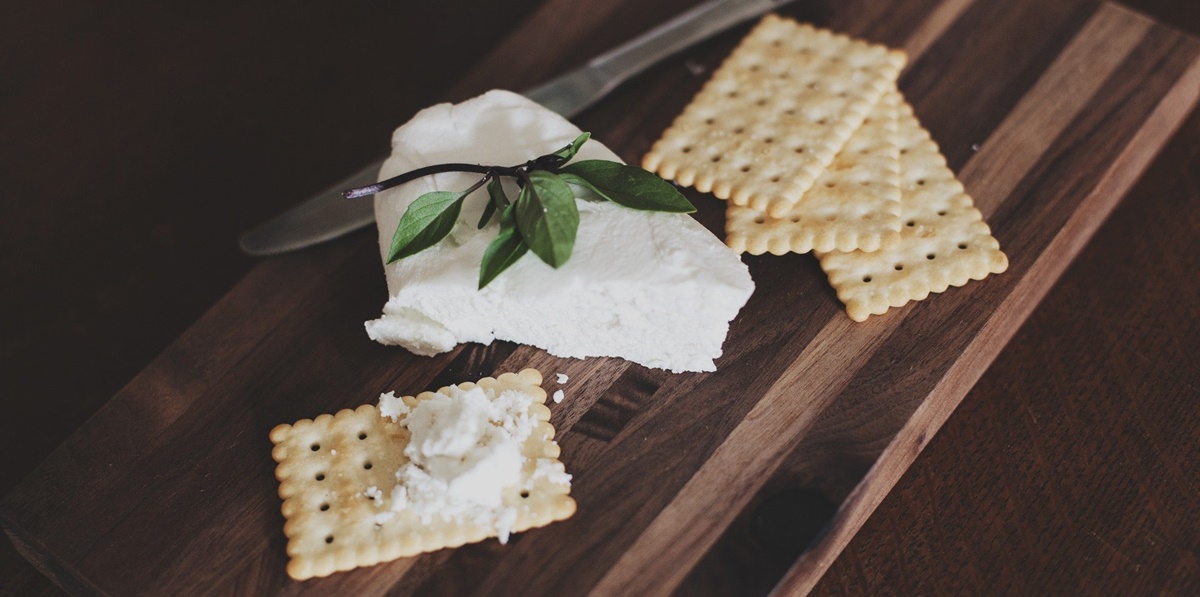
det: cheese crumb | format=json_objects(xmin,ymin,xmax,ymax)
[
  {"xmin": 556, "ymin": 373, "xmax": 569, "ymax": 384},
  {"xmin": 363, "ymin": 485, "xmax": 384, "ymax": 506},
  {"xmin": 532, "ymin": 458, "xmax": 572, "ymax": 486},
  {"xmin": 378, "ymin": 391, "xmax": 410, "ymax": 422},
  {"xmin": 552, "ymin": 389, "xmax": 565, "ymax": 403}
]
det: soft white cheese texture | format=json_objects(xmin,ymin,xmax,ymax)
[
  {"xmin": 377, "ymin": 383, "xmax": 567, "ymax": 544},
  {"xmin": 366, "ymin": 90, "xmax": 754, "ymax": 372}
]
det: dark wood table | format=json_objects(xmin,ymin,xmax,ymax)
[{"xmin": 2, "ymin": 1, "xmax": 1197, "ymax": 594}]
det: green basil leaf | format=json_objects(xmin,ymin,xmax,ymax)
[
  {"xmin": 477, "ymin": 199, "xmax": 498, "ymax": 229},
  {"xmin": 559, "ymin": 160, "xmax": 695, "ymax": 213},
  {"xmin": 499, "ymin": 200, "xmax": 517, "ymax": 228},
  {"xmin": 515, "ymin": 170, "xmax": 579, "ymax": 268},
  {"xmin": 478, "ymin": 223, "xmax": 529, "ymax": 289},
  {"xmin": 386, "ymin": 191, "xmax": 466, "ymax": 263},
  {"xmin": 550, "ymin": 132, "xmax": 591, "ymax": 162},
  {"xmin": 477, "ymin": 178, "xmax": 507, "ymax": 229}
]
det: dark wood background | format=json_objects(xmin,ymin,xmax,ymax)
[{"xmin": 2, "ymin": 1, "xmax": 1197, "ymax": 594}]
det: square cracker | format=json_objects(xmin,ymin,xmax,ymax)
[
  {"xmin": 642, "ymin": 14, "xmax": 906, "ymax": 218},
  {"xmin": 725, "ymin": 88, "xmax": 902, "ymax": 254},
  {"xmin": 269, "ymin": 369, "xmax": 575, "ymax": 580},
  {"xmin": 816, "ymin": 100, "xmax": 1009, "ymax": 322}
]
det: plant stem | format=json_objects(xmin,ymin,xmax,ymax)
[
  {"xmin": 343, "ymin": 155, "xmax": 565, "ymax": 200},
  {"xmin": 343, "ymin": 163, "xmax": 499, "ymax": 199}
]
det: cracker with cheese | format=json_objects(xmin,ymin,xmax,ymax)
[{"xmin": 270, "ymin": 369, "xmax": 574, "ymax": 580}]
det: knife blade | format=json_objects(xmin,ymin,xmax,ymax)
[{"xmin": 239, "ymin": 0, "xmax": 789, "ymax": 256}]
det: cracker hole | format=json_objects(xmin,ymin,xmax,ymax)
[
  {"xmin": 728, "ymin": 91, "xmax": 739, "ymax": 98},
  {"xmin": 807, "ymin": 82, "xmax": 818, "ymax": 90},
  {"xmin": 824, "ymin": 182, "xmax": 836, "ymax": 188},
  {"xmin": 859, "ymin": 181, "xmax": 870, "ymax": 186},
  {"xmin": 763, "ymin": 137, "xmax": 774, "ymax": 144},
  {"xmin": 520, "ymin": 491, "xmax": 530, "ymax": 499},
  {"xmin": 363, "ymin": 462, "xmax": 373, "ymax": 470},
  {"xmin": 838, "ymin": 92, "xmax": 848, "ymax": 98},
  {"xmin": 325, "ymin": 536, "xmax": 334, "ymax": 544},
  {"xmin": 937, "ymin": 210, "xmax": 947, "ymax": 216},
  {"xmin": 894, "ymin": 264, "xmax": 904, "ymax": 271},
  {"xmin": 316, "ymin": 473, "xmax": 326, "ymax": 481},
  {"xmin": 358, "ymin": 432, "xmax": 367, "ymax": 440},
  {"xmin": 771, "ymin": 39, "xmax": 782, "ymax": 47},
  {"xmin": 733, "ymin": 127, "xmax": 744, "ymax": 134},
  {"xmin": 319, "ymin": 503, "xmax": 330, "ymax": 511},
  {"xmin": 705, "ymin": 118, "xmax": 715, "ymax": 125},
  {"xmin": 310, "ymin": 444, "xmax": 320, "ymax": 452},
  {"xmin": 906, "ymin": 220, "xmax": 915, "ymax": 227},
  {"xmin": 749, "ymin": 64, "xmax": 760, "ymax": 72},
  {"xmin": 711, "ymin": 155, "xmax": 722, "ymax": 163},
  {"xmin": 927, "ymin": 253, "xmax": 936, "ymax": 260},
  {"xmin": 785, "ymin": 109, "xmax": 796, "ymax": 116},
  {"xmin": 778, "ymin": 72, "xmax": 789, "ymax": 79},
  {"xmin": 917, "ymin": 179, "xmax": 926, "ymax": 186},
  {"xmin": 754, "ymin": 217, "xmax": 765, "ymax": 224},
  {"xmin": 817, "ymin": 118, "xmax": 827, "ymax": 125},
  {"xmin": 958, "ymin": 243, "xmax": 968, "ymax": 250},
  {"xmin": 793, "ymin": 147, "xmax": 805, "ymax": 154},
  {"xmin": 770, "ymin": 176, "xmax": 781, "ymax": 183},
  {"xmin": 756, "ymin": 98, "xmax": 768, "ymax": 106},
  {"xmin": 790, "ymin": 216, "xmax": 801, "ymax": 223},
  {"xmin": 863, "ymin": 276, "xmax": 872, "ymax": 283},
  {"xmin": 900, "ymin": 148, "xmax": 908, "ymax": 154},
  {"xmin": 681, "ymin": 146, "xmax": 692, "ymax": 153},
  {"xmin": 863, "ymin": 118, "xmax": 872, "ymax": 124},
  {"xmin": 740, "ymin": 165, "xmax": 752, "ymax": 173},
  {"xmin": 825, "ymin": 215, "xmax": 837, "ymax": 222}
]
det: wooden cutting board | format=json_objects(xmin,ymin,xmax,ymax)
[{"xmin": 4, "ymin": 0, "xmax": 1199, "ymax": 595}]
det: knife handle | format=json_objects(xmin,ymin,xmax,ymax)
[{"xmin": 589, "ymin": 0, "xmax": 782, "ymax": 84}]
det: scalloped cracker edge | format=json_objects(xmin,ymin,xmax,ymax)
[
  {"xmin": 269, "ymin": 369, "xmax": 575, "ymax": 580},
  {"xmin": 643, "ymin": 14, "xmax": 906, "ymax": 217},
  {"xmin": 816, "ymin": 100, "xmax": 1008, "ymax": 321},
  {"xmin": 726, "ymin": 87, "xmax": 902, "ymax": 254}
]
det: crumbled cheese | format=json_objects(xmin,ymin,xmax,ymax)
[
  {"xmin": 373, "ymin": 511, "xmax": 395, "ymax": 526},
  {"xmin": 383, "ymin": 384, "xmax": 565, "ymax": 544},
  {"xmin": 378, "ymin": 391, "xmax": 410, "ymax": 422},
  {"xmin": 330, "ymin": 449, "xmax": 337, "ymax": 456},
  {"xmin": 552, "ymin": 389, "xmax": 565, "ymax": 403},
  {"xmin": 364, "ymin": 90, "xmax": 754, "ymax": 373},
  {"xmin": 363, "ymin": 485, "xmax": 384, "ymax": 506},
  {"xmin": 531, "ymin": 457, "xmax": 572, "ymax": 486},
  {"xmin": 556, "ymin": 373, "xmax": 569, "ymax": 384}
]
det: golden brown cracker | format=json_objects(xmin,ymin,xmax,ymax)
[
  {"xmin": 725, "ymin": 88, "xmax": 902, "ymax": 254},
  {"xmin": 817, "ymin": 100, "xmax": 1009, "ymax": 322},
  {"xmin": 270, "ymin": 369, "xmax": 574, "ymax": 580},
  {"xmin": 643, "ymin": 14, "xmax": 906, "ymax": 217}
]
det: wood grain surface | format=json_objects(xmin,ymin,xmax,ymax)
[{"xmin": 2, "ymin": 0, "xmax": 1199, "ymax": 595}]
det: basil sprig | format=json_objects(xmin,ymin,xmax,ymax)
[{"xmin": 344, "ymin": 133, "xmax": 696, "ymax": 288}]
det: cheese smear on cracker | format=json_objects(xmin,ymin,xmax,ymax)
[
  {"xmin": 378, "ymin": 383, "xmax": 557, "ymax": 543},
  {"xmin": 366, "ymin": 90, "xmax": 754, "ymax": 372}
]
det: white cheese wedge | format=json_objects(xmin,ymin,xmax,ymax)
[{"xmin": 365, "ymin": 90, "xmax": 753, "ymax": 373}]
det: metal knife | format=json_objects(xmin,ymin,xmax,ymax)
[{"xmin": 239, "ymin": 0, "xmax": 789, "ymax": 256}]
